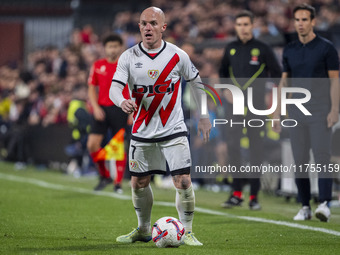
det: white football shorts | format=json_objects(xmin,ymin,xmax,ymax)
[{"xmin": 128, "ymin": 136, "xmax": 191, "ymax": 176}]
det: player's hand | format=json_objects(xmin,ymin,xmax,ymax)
[
  {"xmin": 327, "ymin": 110, "xmax": 339, "ymax": 128},
  {"xmin": 93, "ymin": 106, "xmax": 105, "ymax": 121},
  {"xmin": 272, "ymin": 112, "xmax": 281, "ymax": 133},
  {"xmin": 197, "ymin": 117, "xmax": 212, "ymax": 143},
  {"xmin": 223, "ymin": 89, "xmax": 233, "ymax": 104},
  {"xmin": 121, "ymin": 99, "xmax": 137, "ymax": 114}
]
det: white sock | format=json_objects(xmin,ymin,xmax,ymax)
[
  {"xmin": 132, "ymin": 185, "xmax": 153, "ymax": 234},
  {"xmin": 176, "ymin": 184, "xmax": 195, "ymax": 233}
]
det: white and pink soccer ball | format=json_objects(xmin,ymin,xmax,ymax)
[{"xmin": 152, "ymin": 216, "xmax": 185, "ymax": 248}]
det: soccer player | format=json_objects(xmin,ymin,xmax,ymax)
[
  {"xmin": 273, "ymin": 4, "xmax": 339, "ymax": 222},
  {"xmin": 87, "ymin": 34, "xmax": 129, "ymax": 192},
  {"xmin": 219, "ymin": 10, "xmax": 281, "ymax": 210},
  {"xmin": 109, "ymin": 7, "xmax": 211, "ymax": 246}
]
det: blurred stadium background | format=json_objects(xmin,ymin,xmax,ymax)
[{"xmin": 0, "ymin": 0, "xmax": 340, "ymax": 198}]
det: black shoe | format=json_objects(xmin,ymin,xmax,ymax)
[
  {"xmin": 114, "ymin": 183, "xmax": 123, "ymax": 194},
  {"xmin": 94, "ymin": 177, "xmax": 113, "ymax": 191},
  {"xmin": 249, "ymin": 199, "xmax": 261, "ymax": 210},
  {"xmin": 221, "ymin": 196, "xmax": 243, "ymax": 208}
]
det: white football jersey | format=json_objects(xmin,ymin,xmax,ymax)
[{"xmin": 112, "ymin": 41, "xmax": 198, "ymax": 142}]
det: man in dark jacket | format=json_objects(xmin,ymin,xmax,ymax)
[{"xmin": 219, "ymin": 10, "xmax": 281, "ymax": 210}]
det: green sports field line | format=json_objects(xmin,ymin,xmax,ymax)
[{"xmin": 1, "ymin": 173, "xmax": 340, "ymax": 237}]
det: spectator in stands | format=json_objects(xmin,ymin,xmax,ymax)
[
  {"xmin": 66, "ymin": 84, "xmax": 91, "ymax": 176},
  {"xmin": 3, "ymin": 68, "xmax": 31, "ymax": 168}
]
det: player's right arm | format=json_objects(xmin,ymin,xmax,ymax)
[
  {"xmin": 88, "ymin": 84, "xmax": 106, "ymax": 121},
  {"xmin": 88, "ymin": 64, "xmax": 105, "ymax": 121},
  {"xmin": 109, "ymin": 50, "xmax": 137, "ymax": 114},
  {"xmin": 325, "ymin": 44, "xmax": 340, "ymax": 128},
  {"xmin": 264, "ymin": 44, "xmax": 282, "ymax": 78},
  {"xmin": 327, "ymin": 70, "xmax": 339, "ymax": 128},
  {"xmin": 218, "ymin": 45, "xmax": 235, "ymax": 104},
  {"xmin": 273, "ymin": 46, "xmax": 291, "ymax": 133},
  {"xmin": 219, "ymin": 45, "xmax": 230, "ymax": 78},
  {"xmin": 109, "ymin": 82, "xmax": 136, "ymax": 114},
  {"xmin": 272, "ymin": 72, "xmax": 289, "ymax": 133}
]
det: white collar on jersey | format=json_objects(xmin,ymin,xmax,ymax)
[{"xmin": 140, "ymin": 40, "xmax": 165, "ymax": 54}]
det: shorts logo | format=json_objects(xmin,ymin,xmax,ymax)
[
  {"xmin": 148, "ymin": 70, "xmax": 159, "ymax": 79},
  {"xmin": 129, "ymin": 160, "xmax": 139, "ymax": 170}
]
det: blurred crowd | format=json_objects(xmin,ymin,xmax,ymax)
[{"xmin": 0, "ymin": 0, "xmax": 339, "ymax": 169}]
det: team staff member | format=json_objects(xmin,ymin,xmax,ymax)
[
  {"xmin": 273, "ymin": 4, "xmax": 339, "ymax": 222},
  {"xmin": 110, "ymin": 7, "xmax": 211, "ymax": 246},
  {"xmin": 219, "ymin": 10, "xmax": 281, "ymax": 210},
  {"xmin": 87, "ymin": 34, "xmax": 129, "ymax": 192}
]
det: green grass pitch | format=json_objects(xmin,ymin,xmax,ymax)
[{"xmin": 1, "ymin": 161, "xmax": 340, "ymax": 255}]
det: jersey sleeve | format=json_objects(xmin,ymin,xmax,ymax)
[
  {"xmin": 112, "ymin": 50, "xmax": 130, "ymax": 86},
  {"xmin": 282, "ymin": 46, "xmax": 291, "ymax": 73},
  {"xmin": 219, "ymin": 46, "xmax": 230, "ymax": 78},
  {"xmin": 88, "ymin": 63, "xmax": 98, "ymax": 86},
  {"xmin": 325, "ymin": 43, "xmax": 339, "ymax": 71},
  {"xmin": 179, "ymin": 51, "xmax": 199, "ymax": 81},
  {"xmin": 264, "ymin": 45, "xmax": 282, "ymax": 78}
]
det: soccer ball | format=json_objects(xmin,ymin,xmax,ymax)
[{"xmin": 152, "ymin": 216, "xmax": 185, "ymax": 248}]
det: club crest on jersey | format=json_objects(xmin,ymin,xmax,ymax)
[
  {"xmin": 148, "ymin": 70, "xmax": 159, "ymax": 79},
  {"xmin": 100, "ymin": 65, "xmax": 106, "ymax": 72},
  {"xmin": 249, "ymin": 48, "xmax": 260, "ymax": 65},
  {"xmin": 129, "ymin": 160, "xmax": 139, "ymax": 170}
]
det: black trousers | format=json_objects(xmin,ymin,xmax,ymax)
[
  {"xmin": 289, "ymin": 110, "xmax": 333, "ymax": 206},
  {"xmin": 90, "ymin": 105, "xmax": 128, "ymax": 135},
  {"xmin": 226, "ymin": 108, "xmax": 264, "ymax": 197}
]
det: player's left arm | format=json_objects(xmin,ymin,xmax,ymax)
[
  {"xmin": 197, "ymin": 117, "xmax": 212, "ymax": 143},
  {"xmin": 265, "ymin": 45, "xmax": 282, "ymax": 78},
  {"xmin": 180, "ymin": 50, "xmax": 212, "ymax": 142},
  {"xmin": 187, "ymin": 76, "xmax": 212, "ymax": 143},
  {"xmin": 327, "ymin": 70, "xmax": 339, "ymax": 128}
]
